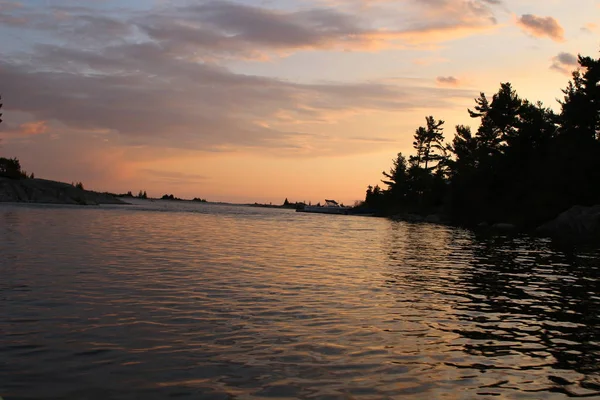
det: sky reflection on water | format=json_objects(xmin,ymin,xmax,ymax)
[{"xmin": 1, "ymin": 202, "xmax": 599, "ymax": 399}]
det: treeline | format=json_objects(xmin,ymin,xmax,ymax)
[
  {"xmin": 161, "ymin": 194, "xmax": 207, "ymax": 202},
  {"xmin": 118, "ymin": 190, "xmax": 148, "ymax": 199},
  {"xmin": 283, "ymin": 198, "xmax": 307, "ymax": 208},
  {"xmin": 0, "ymin": 97, "xmax": 34, "ymax": 179},
  {"xmin": 0, "ymin": 157, "xmax": 34, "ymax": 179},
  {"xmin": 0, "ymin": 98, "xmax": 35, "ymax": 180},
  {"xmin": 365, "ymin": 52, "xmax": 600, "ymax": 228}
]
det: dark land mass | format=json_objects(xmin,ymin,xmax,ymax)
[
  {"xmin": 0, "ymin": 177, "xmax": 127, "ymax": 205},
  {"xmin": 156, "ymin": 194, "xmax": 207, "ymax": 202},
  {"xmin": 247, "ymin": 202, "xmax": 303, "ymax": 210},
  {"xmin": 358, "ymin": 51, "xmax": 600, "ymax": 244}
]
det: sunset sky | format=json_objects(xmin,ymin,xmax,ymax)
[{"xmin": 0, "ymin": 0, "xmax": 598, "ymax": 204}]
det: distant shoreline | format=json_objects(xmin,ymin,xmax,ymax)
[{"xmin": 0, "ymin": 177, "xmax": 127, "ymax": 206}]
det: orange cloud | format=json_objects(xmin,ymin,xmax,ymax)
[
  {"xmin": 19, "ymin": 120, "xmax": 48, "ymax": 135},
  {"xmin": 515, "ymin": 14, "xmax": 564, "ymax": 42}
]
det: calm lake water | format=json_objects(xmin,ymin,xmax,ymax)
[{"xmin": 1, "ymin": 201, "xmax": 600, "ymax": 399}]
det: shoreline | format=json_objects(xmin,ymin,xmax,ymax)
[{"xmin": 0, "ymin": 177, "xmax": 127, "ymax": 206}]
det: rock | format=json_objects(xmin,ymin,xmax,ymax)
[
  {"xmin": 425, "ymin": 214, "xmax": 442, "ymax": 223},
  {"xmin": 0, "ymin": 177, "xmax": 127, "ymax": 205},
  {"xmin": 391, "ymin": 213, "xmax": 425, "ymax": 222},
  {"xmin": 537, "ymin": 205, "xmax": 600, "ymax": 242},
  {"xmin": 391, "ymin": 213, "xmax": 448, "ymax": 223},
  {"xmin": 406, "ymin": 213, "xmax": 425, "ymax": 222},
  {"xmin": 491, "ymin": 223, "xmax": 517, "ymax": 231}
]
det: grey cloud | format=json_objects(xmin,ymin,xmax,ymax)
[
  {"xmin": 0, "ymin": 2, "xmax": 27, "ymax": 27},
  {"xmin": 550, "ymin": 52, "xmax": 578, "ymax": 75},
  {"xmin": 1, "ymin": 0, "xmax": 501, "ymax": 58},
  {"xmin": 0, "ymin": 40, "xmax": 473, "ymax": 155},
  {"xmin": 185, "ymin": 2, "xmax": 360, "ymax": 45},
  {"xmin": 412, "ymin": 0, "xmax": 499, "ymax": 17},
  {"xmin": 436, "ymin": 76, "xmax": 459, "ymax": 86},
  {"xmin": 516, "ymin": 14, "xmax": 564, "ymax": 42},
  {"xmin": 70, "ymin": 15, "xmax": 132, "ymax": 38},
  {"xmin": 0, "ymin": 3, "xmax": 131, "ymax": 42},
  {"xmin": 133, "ymin": 1, "xmax": 375, "ymax": 59},
  {"xmin": 1, "ymin": 1, "xmax": 369, "ymax": 56},
  {"xmin": 0, "ymin": 0, "xmax": 479, "ymax": 156},
  {"xmin": 555, "ymin": 52, "xmax": 577, "ymax": 65}
]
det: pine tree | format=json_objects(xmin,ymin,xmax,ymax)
[
  {"xmin": 448, "ymin": 125, "xmax": 478, "ymax": 172},
  {"xmin": 560, "ymin": 55, "xmax": 600, "ymax": 142},
  {"xmin": 382, "ymin": 153, "xmax": 408, "ymax": 205},
  {"xmin": 409, "ymin": 116, "xmax": 446, "ymax": 170}
]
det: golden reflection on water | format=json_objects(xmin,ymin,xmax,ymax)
[{"xmin": 1, "ymin": 201, "xmax": 600, "ymax": 399}]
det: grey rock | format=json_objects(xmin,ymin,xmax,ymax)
[
  {"xmin": 406, "ymin": 214, "xmax": 424, "ymax": 222},
  {"xmin": 425, "ymin": 214, "xmax": 442, "ymax": 223},
  {"xmin": 491, "ymin": 223, "xmax": 517, "ymax": 231},
  {"xmin": 391, "ymin": 213, "xmax": 425, "ymax": 223},
  {"xmin": 537, "ymin": 205, "xmax": 600, "ymax": 242}
]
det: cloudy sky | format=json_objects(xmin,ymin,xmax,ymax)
[{"xmin": 0, "ymin": 0, "xmax": 598, "ymax": 203}]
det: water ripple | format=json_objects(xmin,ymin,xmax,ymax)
[{"xmin": 1, "ymin": 202, "xmax": 600, "ymax": 399}]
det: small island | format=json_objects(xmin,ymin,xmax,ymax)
[{"xmin": 248, "ymin": 198, "xmax": 306, "ymax": 210}]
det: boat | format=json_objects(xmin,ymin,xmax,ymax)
[{"xmin": 296, "ymin": 199, "xmax": 351, "ymax": 215}]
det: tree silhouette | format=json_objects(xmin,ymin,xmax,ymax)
[
  {"xmin": 0, "ymin": 95, "xmax": 3, "ymax": 149},
  {"xmin": 0, "ymin": 95, "xmax": 34, "ymax": 180},
  {"xmin": 554, "ymin": 54, "xmax": 600, "ymax": 209},
  {"xmin": 560, "ymin": 55, "xmax": 600, "ymax": 142},
  {"xmin": 409, "ymin": 116, "xmax": 446, "ymax": 171},
  {"xmin": 382, "ymin": 153, "xmax": 408, "ymax": 205},
  {"xmin": 0, "ymin": 157, "xmax": 23, "ymax": 179},
  {"xmin": 488, "ymin": 82, "xmax": 522, "ymax": 143},
  {"xmin": 364, "ymin": 50, "xmax": 600, "ymax": 227}
]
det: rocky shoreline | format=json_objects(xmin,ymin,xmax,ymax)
[
  {"xmin": 390, "ymin": 205, "xmax": 600, "ymax": 244},
  {"xmin": 536, "ymin": 205, "xmax": 600, "ymax": 244},
  {"xmin": 0, "ymin": 177, "xmax": 127, "ymax": 205}
]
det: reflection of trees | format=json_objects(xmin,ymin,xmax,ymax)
[
  {"xmin": 381, "ymin": 221, "xmax": 478, "ymax": 334},
  {"xmin": 382, "ymin": 225, "xmax": 600, "ymax": 393},
  {"xmin": 451, "ymin": 235, "xmax": 600, "ymax": 383}
]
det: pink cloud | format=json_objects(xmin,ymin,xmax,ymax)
[{"xmin": 19, "ymin": 120, "xmax": 48, "ymax": 135}]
